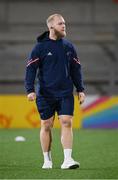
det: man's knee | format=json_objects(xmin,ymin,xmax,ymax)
[
  {"xmin": 41, "ymin": 117, "xmax": 54, "ymax": 131},
  {"xmin": 41, "ymin": 121, "xmax": 51, "ymax": 131},
  {"xmin": 59, "ymin": 115, "xmax": 73, "ymax": 128}
]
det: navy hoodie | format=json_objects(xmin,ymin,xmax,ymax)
[{"xmin": 25, "ymin": 31, "xmax": 84, "ymax": 97}]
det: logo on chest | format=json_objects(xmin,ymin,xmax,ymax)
[
  {"xmin": 47, "ymin": 52, "xmax": 53, "ymax": 56},
  {"xmin": 66, "ymin": 51, "xmax": 72, "ymax": 56}
]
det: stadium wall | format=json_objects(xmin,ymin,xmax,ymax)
[{"xmin": 0, "ymin": 95, "xmax": 118, "ymax": 129}]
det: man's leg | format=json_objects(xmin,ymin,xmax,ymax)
[
  {"xmin": 59, "ymin": 115, "xmax": 73, "ymax": 149},
  {"xmin": 40, "ymin": 116, "xmax": 54, "ymax": 169},
  {"xmin": 59, "ymin": 115, "xmax": 80, "ymax": 169}
]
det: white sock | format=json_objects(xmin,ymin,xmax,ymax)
[
  {"xmin": 64, "ymin": 149, "xmax": 72, "ymax": 160},
  {"xmin": 43, "ymin": 152, "xmax": 50, "ymax": 162}
]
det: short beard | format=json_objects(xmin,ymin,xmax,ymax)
[{"xmin": 54, "ymin": 28, "xmax": 66, "ymax": 39}]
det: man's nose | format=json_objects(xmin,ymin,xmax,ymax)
[{"xmin": 63, "ymin": 24, "xmax": 65, "ymax": 28}]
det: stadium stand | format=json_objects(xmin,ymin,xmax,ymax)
[{"xmin": 0, "ymin": 0, "xmax": 118, "ymax": 95}]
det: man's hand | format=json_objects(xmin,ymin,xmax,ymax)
[
  {"xmin": 27, "ymin": 92, "xmax": 36, "ymax": 101},
  {"xmin": 78, "ymin": 92, "xmax": 85, "ymax": 104}
]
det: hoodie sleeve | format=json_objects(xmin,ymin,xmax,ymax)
[
  {"xmin": 70, "ymin": 45, "xmax": 85, "ymax": 92},
  {"xmin": 25, "ymin": 43, "xmax": 40, "ymax": 94}
]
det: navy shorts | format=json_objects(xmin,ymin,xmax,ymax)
[{"xmin": 36, "ymin": 95, "xmax": 74, "ymax": 120}]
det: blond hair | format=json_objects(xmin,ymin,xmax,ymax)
[{"xmin": 46, "ymin": 14, "xmax": 63, "ymax": 28}]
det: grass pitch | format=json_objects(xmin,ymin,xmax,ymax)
[{"xmin": 0, "ymin": 128, "xmax": 118, "ymax": 179}]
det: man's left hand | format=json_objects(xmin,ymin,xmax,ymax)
[{"xmin": 78, "ymin": 92, "xmax": 85, "ymax": 104}]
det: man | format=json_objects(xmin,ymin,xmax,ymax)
[{"xmin": 25, "ymin": 14, "xmax": 85, "ymax": 169}]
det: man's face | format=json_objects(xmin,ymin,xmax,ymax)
[{"xmin": 52, "ymin": 16, "xmax": 66, "ymax": 38}]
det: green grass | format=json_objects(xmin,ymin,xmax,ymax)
[{"xmin": 0, "ymin": 128, "xmax": 118, "ymax": 179}]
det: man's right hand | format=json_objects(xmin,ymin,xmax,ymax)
[{"xmin": 27, "ymin": 92, "xmax": 36, "ymax": 101}]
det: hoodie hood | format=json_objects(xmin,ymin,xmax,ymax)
[{"xmin": 37, "ymin": 31, "xmax": 49, "ymax": 42}]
